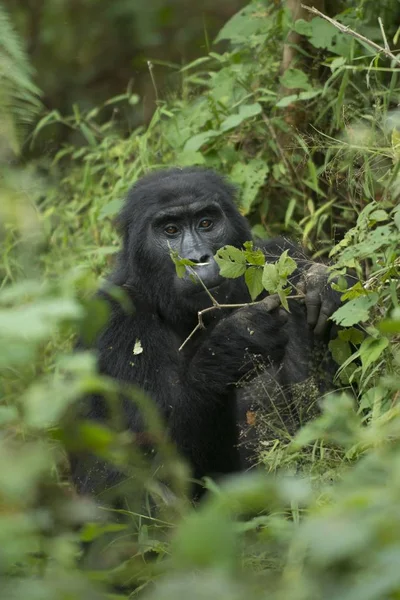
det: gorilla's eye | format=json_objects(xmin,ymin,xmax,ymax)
[
  {"xmin": 164, "ymin": 225, "xmax": 179, "ymax": 236},
  {"xmin": 198, "ymin": 219, "xmax": 213, "ymax": 230}
]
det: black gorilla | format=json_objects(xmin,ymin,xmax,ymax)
[{"xmin": 71, "ymin": 167, "xmax": 340, "ymax": 498}]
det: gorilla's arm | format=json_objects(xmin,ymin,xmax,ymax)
[
  {"xmin": 169, "ymin": 303, "xmax": 288, "ymax": 479},
  {"xmin": 71, "ymin": 300, "xmax": 288, "ymax": 494}
]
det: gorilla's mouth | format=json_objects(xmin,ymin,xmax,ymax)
[
  {"xmin": 182, "ymin": 261, "xmax": 224, "ymax": 293},
  {"xmin": 191, "ymin": 278, "xmax": 226, "ymax": 295}
]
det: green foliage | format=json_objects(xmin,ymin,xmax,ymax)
[
  {"xmin": 0, "ymin": 3, "xmax": 42, "ymax": 154},
  {"xmin": 170, "ymin": 249, "xmax": 197, "ymax": 278},
  {"xmin": 1, "ymin": 0, "xmax": 400, "ymax": 598},
  {"xmin": 326, "ymin": 201, "xmax": 399, "ymax": 391},
  {"xmin": 215, "ymin": 244, "xmax": 297, "ymax": 307}
]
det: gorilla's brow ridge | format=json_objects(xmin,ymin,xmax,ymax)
[{"xmin": 152, "ymin": 200, "xmax": 222, "ymax": 224}]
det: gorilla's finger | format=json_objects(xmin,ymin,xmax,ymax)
[
  {"xmin": 314, "ymin": 310, "xmax": 330, "ymax": 337},
  {"xmin": 261, "ymin": 294, "xmax": 280, "ymax": 312},
  {"xmin": 278, "ymin": 308, "xmax": 289, "ymax": 325},
  {"xmin": 313, "ymin": 300, "xmax": 337, "ymax": 336},
  {"xmin": 297, "ymin": 279, "xmax": 306, "ymax": 295},
  {"xmin": 305, "ymin": 292, "xmax": 321, "ymax": 327},
  {"xmin": 314, "ymin": 296, "xmax": 339, "ymax": 335}
]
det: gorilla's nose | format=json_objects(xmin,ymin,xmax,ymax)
[{"xmin": 189, "ymin": 253, "xmax": 211, "ymax": 266}]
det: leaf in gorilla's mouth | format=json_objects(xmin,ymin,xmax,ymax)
[{"xmin": 195, "ymin": 262, "xmax": 211, "ymax": 267}]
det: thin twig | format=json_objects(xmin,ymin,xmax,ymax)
[
  {"xmin": 378, "ymin": 17, "xmax": 390, "ymax": 52},
  {"xmin": 187, "ymin": 266, "xmax": 218, "ymax": 306},
  {"xmin": 179, "ymin": 323, "xmax": 202, "ymax": 351},
  {"xmin": 301, "ymin": 5, "xmax": 400, "ymax": 65},
  {"xmin": 147, "ymin": 60, "xmax": 159, "ymax": 102},
  {"xmin": 178, "ymin": 293, "xmax": 305, "ymax": 352}
]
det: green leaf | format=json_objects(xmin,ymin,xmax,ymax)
[
  {"xmin": 0, "ymin": 299, "xmax": 83, "ymax": 341},
  {"xmin": 230, "ymin": 159, "xmax": 269, "ymax": 215},
  {"xmin": 359, "ymin": 337, "xmax": 389, "ymax": 374},
  {"xmin": 278, "ymin": 288, "xmax": 291, "ymax": 312},
  {"xmin": 77, "ymin": 422, "xmax": 115, "ymax": 454},
  {"xmin": 262, "ymin": 263, "xmax": 280, "ymax": 293},
  {"xmin": 295, "ymin": 17, "xmax": 352, "ymax": 57},
  {"xmin": 293, "ymin": 19, "xmax": 312, "ymax": 37},
  {"xmin": 393, "ymin": 206, "xmax": 400, "ymax": 231},
  {"xmin": 276, "ymin": 90, "xmax": 321, "ymax": 107},
  {"xmin": 338, "ymin": 327, "xmax": 365, "ymax": 345},
  {"xmin": 329, "ymin": 336, "xmax": 352, "ymax": 365},
  {"xmin": 183, "ymin": 130, "xmax": 219, "ymax": 152},
  {"xmin": 81, "ymin": 522, "xmax": 127, "ymax": 543},
  {"xmin": 334, "ymin": 225, "xmax": 394, "ymax": 268},
  {"xmin": 220, "ymin": 103, "xmax": 262, "ymax": 132},
  {"xmin": 330, "ymin": 56, "xmax": 347, "ymax": 71},
  {"xmin": 369, "ymin": 209, "xmax": 388, "ymax": 222},
  {"xmin": 179, "ymin": 56, "xmax": 211, "ymax": 72},
  {"xmin": 276, "ymin": 250, "xmax": 297, "ymax": 278},
  {"xmin": 215, "ymin": 3, "xmax": 266, "ymax": 43},
  {"xmin": 169, "ymin": 249, "xmax": 196, "ymax": 278},
  {"xmin": 243, "ymin": 247, "xmax": 265, "ymax": 266},
  {"xmin": 219, "ymin": 115, "xmax": 247, "ymax": 132},
  {"xmin": 280, "ymin": 68, "xmax": 311, "ymax": 91},
  {"xmin": 275, "ymin": 94, "xmax": 298, "ymax": 108},
  {"xmin": 215, "ymin": 246, "xmax": 247, "ymax": 278},
  {"xmin": 245, "ymin": 266, "xmax": 264, "ymax": 300},
  {"xmin": 251, "ymin": 224, "xmax": 269, "ymax": 239},
  {"xmin": 79, "ymin": 123, "xmax": 97, "ymax": 147},
  {"xmin": 358, "ymin": 386, "xmax": 386, "ymax": 412},
  {"xmin": 331, "ymin": 293, "xmax": 379, "ymax": 327},
  {"xmin": 379, "ymin": 307, "xmax": 400, "ymax": 334},
  {"xmin": 171, "ymin": 510, "xmax": 236, "ymax": 570},
  {"xmin": 298, "ymin": 90, "xmax": 321, "ymax": 101},
  {"xmin": 175, "ymin": 150, "xmax": 205, "ymax": 166},
  {"xmin": 99, "ymin": 198, "xmax": 123, "ymax": 219}
]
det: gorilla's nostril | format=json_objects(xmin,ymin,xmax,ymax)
[{"xmin": 190, "ymin": 254, "xmax": 211, "ymax": 265}]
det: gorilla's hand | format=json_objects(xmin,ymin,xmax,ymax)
[
  {"xmin": 190, "ymin": 298, "xmax": 289, "ymax": 393},
  {"xmin": 216, "ymin": 301, "xmax": 289, "ymax": 365},
  {"xmin": 298, "ymin": 264, "xmax": 341, "ymax": 336}
]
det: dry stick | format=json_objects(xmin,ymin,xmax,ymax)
[{"xmin": 301, "ymin": 5, "xmax": 400, "ymax": 66}]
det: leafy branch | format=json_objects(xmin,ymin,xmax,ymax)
[
  {"xmin": 170, "ymin": 244, "xmax": 304, "ymax": 351},
  {"xmin": 301, "ymin": 4, "xmax": 400, "ymax": 65}
]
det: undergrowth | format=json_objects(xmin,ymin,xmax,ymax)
[{"xmin": 0, "ymin": 1, "xmax": 400, "ymax": 598}]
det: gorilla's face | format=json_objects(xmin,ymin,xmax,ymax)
[
  {"xmin": 118, "ymin": 167, "xmax": 252, "ymax": 318},
  {"xmin": 149, "ymin": 198, "xmax": 228, "ymax": 299}
]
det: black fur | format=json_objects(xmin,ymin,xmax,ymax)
[{"xmin": 70, "ymin": 167, "xmax": 340, "ymax": 499}]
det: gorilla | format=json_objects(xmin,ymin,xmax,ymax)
[{"xmin": 71, "ymin": 167, "xmax": 341, "ymax": 500}]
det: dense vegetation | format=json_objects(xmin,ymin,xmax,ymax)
[{"xmin": 0, "ymin": 0, "xmax": 399, "ymax": 598}]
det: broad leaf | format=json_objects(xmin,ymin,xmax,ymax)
[
  {"xmin": 331, "ymin": 294, "xmax": 379, "ymax": 327},
  {"xmin": 184, "ymin": 130, "xmax": 219, "ymax": 152},
  {"xmin": 230, "ymin": 159, "xmax": 269, "ymax": 215},
  {"xmin": 245, "ymin": 266, "xmax": 264, "ymax": 300},
  {"xmin": 220, "ymin": 103, "xmax": 262, "ymax": 132},
  {"xmin": 359, "ymin": 337, "xmax": 389, "ymax": 375},
  {"xmin": 280, "ymin": 68, "xmax": 311, "ymax": 91},
  {"xmin": 215, "ymin": 246, "xmax": 246, "ymax": 278},
  {"xmin": 262, "ymin": 263, "xmax": 280, "ymax": 293},
  {"xmin": 276, "ymin": 250, "xmax": 297, "ymax": 278}
]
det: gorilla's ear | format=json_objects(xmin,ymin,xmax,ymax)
[
  {"xmin": 112, "ymin": 210, "xmax": 127, "ymax": 237},
  {"xmin": 108, "ymin": 218, "xmax": 131, "ymax": 287},
  {"xmin": 109, "ymin": 247, "xmax": 130, "ymax": 287}
]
